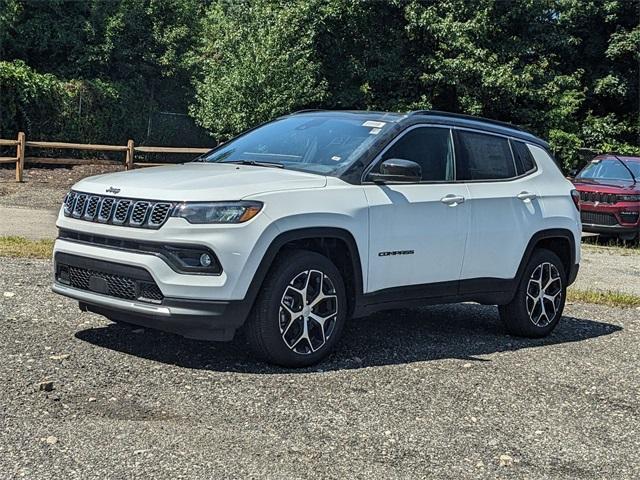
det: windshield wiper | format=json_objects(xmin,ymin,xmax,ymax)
[
  {"xmin": 227, "ymin": 160, "xmax": 285, "ymax": 169},
  {"xmin": 612, "ymin": 154, "xmax": 637, "ymax": 184}
]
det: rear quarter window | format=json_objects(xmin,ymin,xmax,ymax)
[{"xmin": 511, "ymin": 140, "xmax": 537, "ymax": 175}]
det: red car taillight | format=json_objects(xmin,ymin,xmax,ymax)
[{"xmin": 571, "ymin": 189, "xmax": 580, "ymax": 211}]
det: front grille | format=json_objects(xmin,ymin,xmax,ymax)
[
  {"xmin": 113, "ymin": 199, "xmax": 132, "ymax": 224},
  {"xmin": 579, "ymin": 191, "xmax": 617, "ymax": 204},
  {"xmin": 139, "ymin": 282, "xmax": 164, "ymax": 302},
  {"xmin": 84, "ymin": 196, "xmax": 100, "ymax": 219},
  {"xmin": 69, "ymin": 266, "xmax": 137, "ymax": 299},
  {"xmin": 581, "ymin": 211, "xmax": 618, "ymax": 226},
  {"xmin": 149, "ymin": 203, "xmax": 172, "ymax": 226},
  {"xmin": 620, "ymin": 212, "xmax": 639, "ymax": 224},
  {"xmin": 55, "ymin": 253, "xmax": 164, "ymax": 304},
  {"xmin": 64, "ymin": 192, "xmax": 77, "ymax": 214},
  {"xmin": 130, "ymin": 202, "xmax": 150, "ymax": 225},
  {"xmin": 64, "ymin": 190, "xmax": 174, "ymax": 229},
  {"xmin": 98, "ymin": 198, "xmax": 115, "ymax": 222},
  {"xmin": 73, "ymin": 194, "xmax": 88, "ymax": 217}
]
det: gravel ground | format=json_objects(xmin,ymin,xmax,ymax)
[
  {"xmin": 575, "ymin": 245, "xmax": 640, "ymax": 296},
  {"xmin": 1, "ymin": 258, "xmax": 638, "ymax": 479}
]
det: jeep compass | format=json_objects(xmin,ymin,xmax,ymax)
[{"xmin": 53, "ymin": 110, "xmax": 581, "ymax": 367}]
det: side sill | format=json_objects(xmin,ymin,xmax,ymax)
[{"xmin": 353, "ymin": 278, "xmax": 517, "ymax": 317}]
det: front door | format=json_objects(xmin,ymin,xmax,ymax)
[{"xmin": 364, "ymin": 125, "xmax": 470, "ymax": 294}]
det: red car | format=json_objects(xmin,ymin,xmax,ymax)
[{"xmin": 573, "ymin": 155, "xmax": 640, "ymax": 240}]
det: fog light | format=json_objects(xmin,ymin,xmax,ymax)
[{"xmin": 199, "ymin": 253, "xmax": 212, "ymax": 267}]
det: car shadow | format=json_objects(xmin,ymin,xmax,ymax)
[{"xmin": 74, "ymin": 303, "xmax": 621, "ymax": 374}]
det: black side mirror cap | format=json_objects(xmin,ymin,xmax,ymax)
[{"xmin": 368, "ymin": 158, "xmax": 422, "ymax": 183}]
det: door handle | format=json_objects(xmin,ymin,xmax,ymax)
[
  {"xmin": 441, "ymin": 194, "xmax": 465, "ymax": 206},
  {"xmin": 517, "ymin": 191, "xmax": 537, "ymax": 201}
]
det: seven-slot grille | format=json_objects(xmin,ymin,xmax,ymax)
[
  {"xmin": 581, "ymin": 211, "xmax": 619, "ymax": 226},
  {"xmin": 579, "ymin": 191, "xmax": 618, "ymax": 204},
  {"xmin": 63, "ymin": 191, "xmax": 173, "ymax": 229}
]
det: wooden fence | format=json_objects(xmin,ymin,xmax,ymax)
[{"xmin": 0, "ymin": 132, "xmax": 212, "ymax": 182}]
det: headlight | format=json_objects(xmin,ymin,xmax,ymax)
[
  {"xmin": 617, "ymin": 194, "xmax": 640, "ymax": 202},
  {"xmin": 172, "ymin": 201, "xmax": 263, "ymax": 224}
]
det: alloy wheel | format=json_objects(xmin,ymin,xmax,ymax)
[
  {"xmin": 279, "ymin": 270, "xmax": 339, "ymax": 355},
  {"xmin": 526, "ymin": 262, "xmax": 563, "ymax": 327}
]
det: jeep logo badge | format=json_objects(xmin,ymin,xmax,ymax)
[{"xmin": 106, "ymin": 186, "xmax": 121, "ymax": 194}]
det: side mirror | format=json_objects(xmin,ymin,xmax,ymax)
[
  {"xmin": 567, "ymin": 168, "xmax": 578, "ymax": 179},
  {"xmin": 369, "ymin": 158, "xmax": 422, "ymax": 183}
]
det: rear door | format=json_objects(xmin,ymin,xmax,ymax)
[
  {"xmin": 363, "ymin": 125, "xmax": 470, "ymax": 294},
  {"xmin": 454, "ymin": 129, "xmax": 544, "ymax": 283}
]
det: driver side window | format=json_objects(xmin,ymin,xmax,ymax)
[{"xmin": 379, "ymin": 126, "xmax": 455, "ymax": 181}]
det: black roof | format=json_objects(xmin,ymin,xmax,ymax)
[{"xmin": 291, "ymin": 109, "xmax": 549, "ymax": 149}]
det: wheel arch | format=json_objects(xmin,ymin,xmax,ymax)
[
  {"xmin": 516, "ymin": 228, "xmax": 578, "ymax": 286},
  {"xmin": 242, "ymin": 227, "xmax": 365, "ymax": 319}
]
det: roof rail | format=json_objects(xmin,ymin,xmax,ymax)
[
  {"xmin": 409, "ymin": 110, "xmax": 525, "ymax": 132},
  {"xmin": 291, "ymin": 109, "xmax": 327, "ymax": 115}
]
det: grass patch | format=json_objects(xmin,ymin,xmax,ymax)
[
  {"xmin": 568, "ymin": 288, "xmax": 640, "ymax": 308},
  {"xmin": 582, "ymin": 244, "xmax": 640, "ymax": 257},
  {"xmin": 0, "ymin": 236, "xmax": 54, "ymax": 259},
  {"xmin": 582, "ymin": 239, "xmax": 639, "ymax": 256}
]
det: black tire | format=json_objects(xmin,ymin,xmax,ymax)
[
  {"xmin": 499, "ymin": 248, "xmax": 566, "ymax": 338},
  {"xmin": 245, "ymin": 249, "xmax": 347, "ymax": 367},
  {"xmin": 619, "ymin": 231, "xmax": 639, "ymax": 244}
]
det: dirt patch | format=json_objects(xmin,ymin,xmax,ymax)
[{"xmin": 0, "ymin": 164, "xmax": 122, "ymax": 210}]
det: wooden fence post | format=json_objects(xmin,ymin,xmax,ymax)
[
  {"xmin": 16, "ymin": 132, "xmax": 25, "ymax": 182},
  {"xmin": 125, "ymin": 139, "xmax": 134, "ymax": 170}
]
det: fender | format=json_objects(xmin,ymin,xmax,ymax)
[
  {"xmin": 514, "ymin": 228, "xmax": 578, "ymax": 286},
  {"xmin": 239, "ymin": 227, "xmax": 365, "ymax": 320}
]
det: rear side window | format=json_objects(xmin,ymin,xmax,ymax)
[
  {"xmin": 455, "ymin": 131, "xmax": 516, "ymax": 180},
  {"xmin": 511, "ymin": 140, "xmax": 536, "ymax": 175}
]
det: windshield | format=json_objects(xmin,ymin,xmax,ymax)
[
  {"xmin": 196, "ymin": 115, "xmax": 393, "ymax": 175},
  {"xmin": 577, "ymin": 158, "xmax": 640, "ymax": 181}
]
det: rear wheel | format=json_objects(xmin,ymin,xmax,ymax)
[
  {"xmin": 245, "ymin": 249, "xmax": 347, "ymax": 367},
  {"xmin": 499, "ymin": 248, "xmax": 566, "ymax": 337}
]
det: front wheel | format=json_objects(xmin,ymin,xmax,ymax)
[
  {"xmin": 499, "ymin": 248, "xmax": 566, "ymax": 337},
  {"xmin": 245, "ymin": 249, "xmax": 347, "ymax": 367}
]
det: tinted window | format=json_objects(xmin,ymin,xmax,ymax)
[
  {"xmin": 511, "ymin": 140, "xmax": 536, "ymax": 175},
  {"xmin": 378, "ymin": 127, "xmax": 454, "ymax": 181},
  {"xmin": 456, "ymin": 131, "xmax": 516, "ymax": 180}
]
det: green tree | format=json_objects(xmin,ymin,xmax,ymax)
[{"xmin": 190, "ymin": 0, "xmax": 327, "ymax": 139}]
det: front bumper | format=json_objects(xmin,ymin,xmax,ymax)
[
  {"xmin": 52, "ymin": 247, "xmax": 254, "ymax": 341},
  {"xmin": 580, "ymin": 203, "xmax": 640, "ymax": 237},
  {"xmin": 581, "ymin": 223, "xmax": 639, "ymax": 235},
  {"xmin": 53, "ymin": 282, "xmax": 250, "ymax": 341}
]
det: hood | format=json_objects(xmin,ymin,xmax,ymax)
[
  {"xmin": 72, "ymin": 163, "xmax": 328, "ymax": 201},
  {"xmin": 574, "ymin": 177, "xmax": 639, "ymax": 193}
]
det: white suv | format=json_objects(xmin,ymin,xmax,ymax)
[{"xmin": 53, "ymin": 110, "xmax": 581, "ymax": 367}]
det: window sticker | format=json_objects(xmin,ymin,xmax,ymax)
[
  {"xmin": 331, "ymin": 156, "xmax": 341, "ymax": 161},
  {"xmin": 362, "ymin": 120, "xmax": 386, "ymax": 128},
  {"xmin": 369, "ymin": 128, "xmax": 381, "ymax": 135}
]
